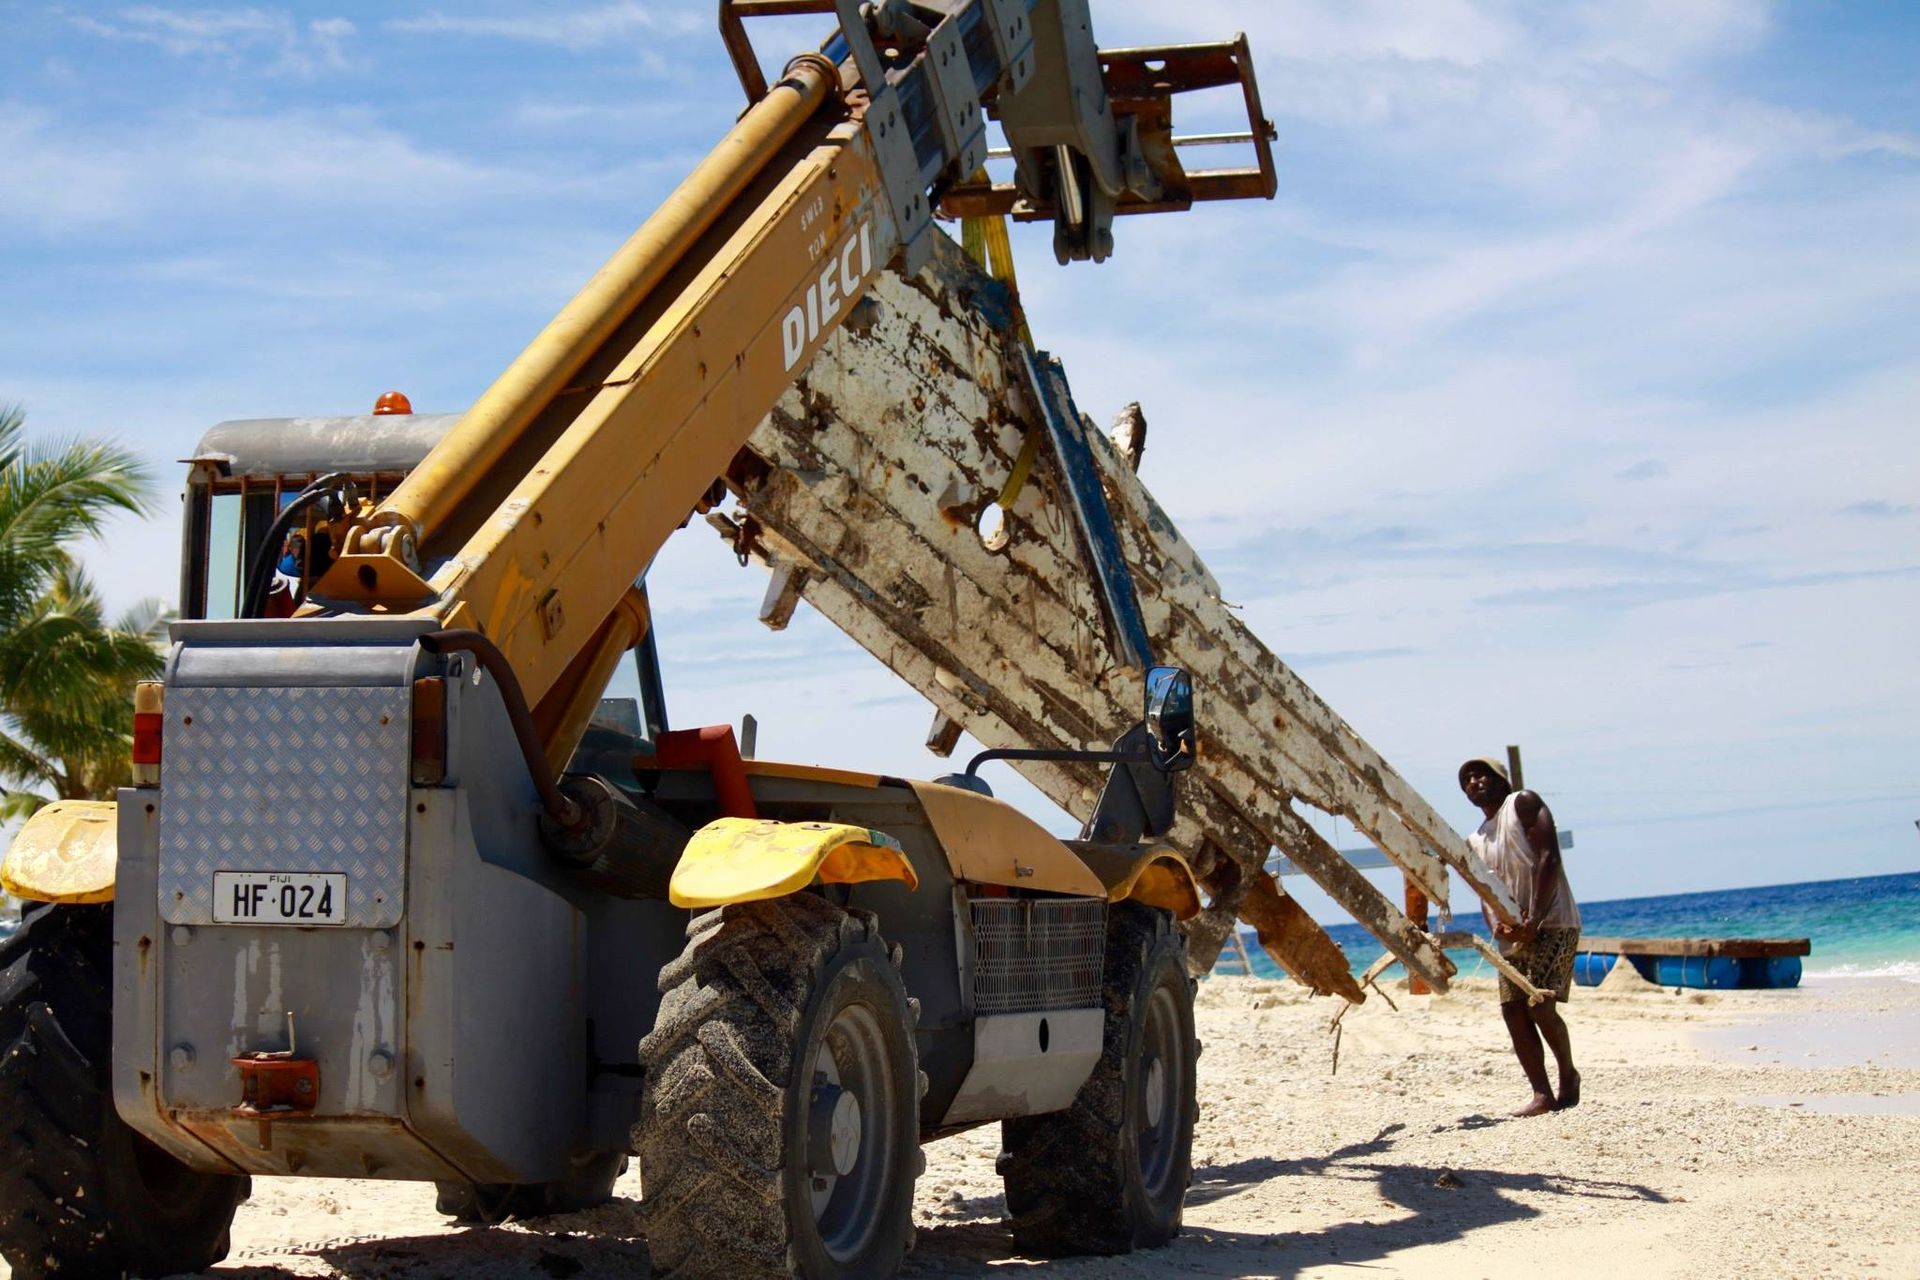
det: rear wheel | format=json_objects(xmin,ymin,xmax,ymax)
[
  {"xmin": 434, "ymin": 1150, "xmax": 629, "ymax": 1223},
  {"xmin": 0, "ymin": 903, "xmax": 250, "ymax": 1279},
  {"xmin": 635, "ymin": 895, "xmax": 920, "ymax": 1279},
  {"xmin": 1000, "ymin": 903, "xmax": 1197, "ymax": 1255}
]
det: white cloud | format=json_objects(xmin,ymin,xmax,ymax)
[
  {"xmin": 1110, "ymin": 0, "xmax": 1524, "ymax": 67},
  {"xmin": 69, "ymin": 6, "xmax": 359, "ymax": 76},
  {"xmin": 0, "ymin": 104, "xmax": 510, "ymax": 230},
  {"xmin": 1559, "ymin": 0, "xmax": 1773, "ymax": 76},
  {"xmin": 385, "ymin": 3, "xmax": 701, "ymax": 51}
]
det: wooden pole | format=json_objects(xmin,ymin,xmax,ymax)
[
  {"xmin": 1404, "ymin": 876, "xmax": 1431, "ymax": 994},
  {"xmin": 1431, "ymin": 930, "xmax": 1548, "ymax": 1005},
  {"xmin": 1506, "ymin": 743, "xmax": 1525, "ymax": 791}
]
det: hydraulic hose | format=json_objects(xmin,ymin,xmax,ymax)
[
  {"xmin": 240, "ymin": 473, "xmax": 351, "ymax": 619},
  {"xmin": 419, "ymin": 629, "xmax": 583, "ymax": 830}
]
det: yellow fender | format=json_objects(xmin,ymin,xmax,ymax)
[
  {"xmin": 0, "ymin": 800, "xmax": 119, "ymax": 904},
  {"xmin": 1067, "ymin": 842, "xmax": 1204, "ymax": 921},
  {"xmin": 669, "ymin": 816, "xmax": 918, "ymax": 910}
]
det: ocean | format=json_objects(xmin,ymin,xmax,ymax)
[{"xmin": 1236, "ymin": 870, "xmax": 1920, "ymax": 982}]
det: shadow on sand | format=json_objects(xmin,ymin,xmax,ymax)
[
  {"xmin": 906, "ymin": 1119, "xmax": 1667, "ymax": 1277},
  {"xmin": 205, "ymin": 1119, "xmax": 1666, "ymax": 1278},
  {"xmin": 207, "ymin": 1199, "xmax": 652, "ymax": 1280}
]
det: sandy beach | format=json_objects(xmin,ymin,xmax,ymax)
[{"xmin": 11, "ymin": 971, "xmax": 1916, "ymax": 1280}]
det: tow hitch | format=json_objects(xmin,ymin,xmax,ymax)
[{"xmin": 231, "ymin": 1013, "xmax": 318, "ymax": 1149}]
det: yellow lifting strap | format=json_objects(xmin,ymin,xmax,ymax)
[{"xmin": 960, "ymin": 206, "xmax": 1042, "ymax": 510}]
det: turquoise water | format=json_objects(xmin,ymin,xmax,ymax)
[{"xmin": 1238, "ymin": 871, "xmax": 1920, "ymax": 982}]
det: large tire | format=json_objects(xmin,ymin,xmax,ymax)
[
  {"xmin": 0, "ymin": 903, "xmax": 250, "ymax": 1279},
  {"xmin": 635, "ymin": 894, "xmax": 920, "ymax": 1280},
  {"xmin": 1000, "ymin": 903, "xmax": 1198, "ymax": 1256},
  {"xmin": 434, "ymin": 1150, "xmax": 630, "ymax": 1223}
]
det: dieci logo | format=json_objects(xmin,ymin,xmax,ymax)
[{"xmin": 782, "ymin": 220, "xmax": 875, "ymax": 371}]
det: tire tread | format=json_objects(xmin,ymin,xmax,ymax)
[
  {"xmin": 635, "ymin": 896, "xmax": 915, "ymax": 1279},
  {"xmin": 0, "ymin": 904, "xmax": 248, "ymax": 1279},
  {"xmin": 1000, "ymin": 904, "xmax": 1198, "ymax": 1256}
]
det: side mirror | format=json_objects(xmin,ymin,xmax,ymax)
[{"xmin": 1144, "ymin": 666, "xmax": 1196, "ymax": 772}]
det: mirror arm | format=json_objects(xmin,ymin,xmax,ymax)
[{"xmin": 963, "ymin": 746, "xmax": 1149, "ymax": 779}]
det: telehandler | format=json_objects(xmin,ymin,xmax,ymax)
[{"xmin": 0, "ymin": 2, "xmax": 1285, "ymax": 1276}]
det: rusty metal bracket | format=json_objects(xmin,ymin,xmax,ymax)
[
  {"xmin": 719, "ymin": 0, "xmax": 838, "ymax": 102},
  {"xmin": 231, "ymin": 1029, "xmax": 319, "ymax": 1151},
  {"xmin": 942, "ymin": 33, "xmax": 1279, "ymax": 222}
]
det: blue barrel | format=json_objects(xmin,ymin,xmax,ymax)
[
  {"xmin": 1650, "ymin": 955, "xmax": 1741, "ymax": 989},
  {"xmin": 1572, "ymin": 952, "xmax": 1616, "ymax": 987},
  {"xmin": 1737, "ymin": 956, "xmax": 1802, "ymax": 988}
]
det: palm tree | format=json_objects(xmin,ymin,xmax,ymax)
[{"xmin": 0, "ymin": 403, "xmax": 161, "ymax": 819}]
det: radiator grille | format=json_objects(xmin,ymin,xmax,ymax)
[{"xmin": 970, "ymin": 897, "xmax": 1106, "ymax": 1014}]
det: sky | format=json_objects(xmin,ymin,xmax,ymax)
[{"xmin": 1, "ymin": 1, "xmax": 1915, "ymax": 922}]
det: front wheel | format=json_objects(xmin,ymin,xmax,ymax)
[
  {"xmin": 635, "ymin": 895, "xmax": 921, "ymax": 1279},
  {"xmin": 1000, "ymin": 903, "xmax": 1198, "ymax": 1255},
  {"xmin": 0, "ymin": 903, "xmax": 250, "ymax": 1279}
]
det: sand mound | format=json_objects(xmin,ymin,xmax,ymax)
[{"xmin": 1598, "ymin": 952, "xmax": 1663, "ymax": 992}]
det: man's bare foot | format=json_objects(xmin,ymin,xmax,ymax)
[
  {"xmin": 1556, "ymin": 1069, "xmax": 1581, "ymax": 1110},
  {"xmin": 1510, "ymin": 1092, "xmax": 1555, "ymax": 1117}
]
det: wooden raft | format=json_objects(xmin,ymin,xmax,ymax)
[{"xmin": 1578, "ymin": 937, "xmax": 1811, "ymax": 959}]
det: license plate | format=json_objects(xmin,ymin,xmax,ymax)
[{"xmin": 212, "ymin": 872, "xmax": 348, "ymax": 926}]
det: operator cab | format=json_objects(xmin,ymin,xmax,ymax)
[{"xmin": 180, "ymin": 401, "xmax": 670, "ymax": 752}]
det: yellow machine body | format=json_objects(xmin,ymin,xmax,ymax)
[
  {"xmin": 669, "ymin": 815, "xmax": 919, "ymax": 909},
  {"xmin": 1068, "ymin": 842, "xmax": 1204, "ymax": 921},
  {"xmin": 1, "ymin": 800, "xmax": 119, "ymax": 904},
  {"xmin": 905, "ymin": 779, "xmax": 1106, "ymax": 897}
]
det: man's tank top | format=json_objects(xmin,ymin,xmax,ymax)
[{"xmin": 1470, "ymin": 792, "xmax": 1580, "ymax": 934}]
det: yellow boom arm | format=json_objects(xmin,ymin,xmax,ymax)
[
  {"xmin": 303, "ymin": 2, "xmax": 1275, "ymax": 769},
  {"xmin": 312, "ymin": 52, "xmax": 878, "ymax": 715}
]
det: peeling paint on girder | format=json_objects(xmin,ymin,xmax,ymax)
[{"xmin": 725, "ymin": 233, "xmax": 1508, "ymax": 996}]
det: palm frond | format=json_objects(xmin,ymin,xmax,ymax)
[
  {"xmin": 0, "ymin": 407, "xmax": 164, "ymax": 803},
  {"xmin": 0, "ymin": 725, "xmax": 61, "ymax": 793},
  {"xmin": 0, "ymin": 434, "xmax": 153, "ymax": 617},
  {"xmin": 0, "ymin": 610, "xmax": 159, "ymax": 714},
  {"xmin": 0, "ymin": 404, "xmax": 25, "ymax": 477},
  {"xmin": 0, "ymin": 789, "xmax": 52, "ymax": 823},
  {"xmin": 114, "ymin": 596, "xmax": 174, "ymax": 641}
]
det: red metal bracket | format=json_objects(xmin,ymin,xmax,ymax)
[{"xmin": 231, "ymin": 1052, "xmax": 319, "ymax": 1150}]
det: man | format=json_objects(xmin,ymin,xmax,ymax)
[
  {"xmin": 264, "ymin": 528, "xmax": 334, "ymax": 618},
  {"xmin": 1460, "ymin": 756, "xmax": 1580, "ymax": 1117}
]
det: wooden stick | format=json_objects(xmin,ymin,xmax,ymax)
[
  {"xmin": 1324, "ymin": 927, "xmax": 1548, "ymax": 1077},
  {"xmin": 1430, "ymin": 930, "xmax": 1548, "ymax": 1005},
  {"xmin": 1327, "ymin": 949, "xmax": 1400, "ymax": 1069}
]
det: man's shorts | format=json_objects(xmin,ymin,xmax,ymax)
[{"xmin": 1498, "ymin": 926, "xmax": 1580, "ymax": 1003}]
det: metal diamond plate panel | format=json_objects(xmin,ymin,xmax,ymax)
[{"xmin": 159, "ymin": 684, "xmax": 410, "ymax": 928}]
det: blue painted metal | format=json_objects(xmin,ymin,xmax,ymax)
[{"xmin": 1018, "ymin": 347, "xmax": 1154, "ymax": 670}]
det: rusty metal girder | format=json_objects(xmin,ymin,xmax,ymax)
[{"xmin": 724, "ymin": 232, "xmax": 1501, "ymax": 995}]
